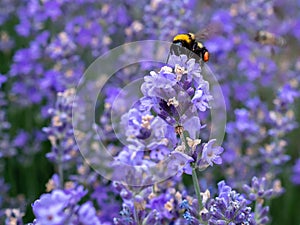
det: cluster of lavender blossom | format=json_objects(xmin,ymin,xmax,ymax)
[{"xmin": 1, "ymin": 0, "xmax": 300, "ymax": 224}]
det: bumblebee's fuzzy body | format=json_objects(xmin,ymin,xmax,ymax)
[{"xmin": 170, "ymin": 33, "xmax": 209, "ymax": 62}]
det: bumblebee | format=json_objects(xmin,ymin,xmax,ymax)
[
  {"xmin": 168, "ymin": 33, "xmax": 209, "ymax": 63},
  {"xmin": 254, "ymin": 30, "xmax": 286, "ymax": 47},
  {"xmin": 167, "ymin": 23, "xmax": 222, "ymax": 63}
]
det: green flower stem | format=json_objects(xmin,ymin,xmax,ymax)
[
  {"xmin": 58, "ymin": 162, "xmax": 64, "ymax": 188},
  {"xmin": 180, "ymin": 132, "xmax": 190, "ymax": 155},
  {"xmin": 58, "ymin": 146, "xmax": 64, "ymax": 188},
  {"xmin": 133, "ymin": 202, "xmax": 141, "ymax": 225},
  {"xmin": 192, "ymin": 167, "xmax": 203, "ymax": 213},
  {"xmin": 180, "ymin": 129, "xmax": 203, "ymax": 217},
  {"xmin": 254, "ymin": 200, "xmax": 260, "ymax": 222}
]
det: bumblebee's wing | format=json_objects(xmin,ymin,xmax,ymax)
[
  {"xmin": 194, "ymin": 23, "xmax": 222, "ymax": 40},
  {"xmin": 201, "ymin": 62, "xmax": 216, "ymax": 81},
  {"xmin": 201, "ymin": 63, "xmax": 227, "ymax": 146},
  {"xmin": 166, "ymin": 51, "xmax": 171, "ymax": 64}
]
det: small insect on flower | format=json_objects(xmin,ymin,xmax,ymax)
[
  {"xmin": 167, "ymin": 23, "xmax": 221, "ymax": 64},
  {"xmin": 175, "ymin": 124, "xmax": 184, "ymax": 135},
  {"xmin": 254, "ymin": 30, "xmax": 287, "ymax": 47},
  {"xmin": 168, "ymin": 32, "xmax": 209, "ymax": 63}
]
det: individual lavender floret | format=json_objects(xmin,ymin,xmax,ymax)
[
  {"xmin": 197, "ymin": 139, "xmax": 224, "ymax": 170},
  {"xmin": 77, "ymin": 201, "xmax": 103, "ymax": 225},
  {"xmin": 201, "ymin": 181, "xmax": 255, "ymax": 225},
  {"xmin": 291, "ymin": 158, "xmax": 300, "ymax": 185},
  {"xmin": 141, "ymin": 67, "xmax": 177, "ymax": 100},
  {"xmin": 122, "ymin": 108, "xmax": 154, "ymax": 140},
  {"xmin": 191, "ymin": 82, "xmax": 213, "ymax": 113}
]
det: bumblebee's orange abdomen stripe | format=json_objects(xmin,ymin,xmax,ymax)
[{"xmin": 173, "ymin": 34, "xmax": 192, "ymax": 44}]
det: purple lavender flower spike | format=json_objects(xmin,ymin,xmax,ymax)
[
  {"xmin": 201, "ymin": 181, "xmax": 255, "ymax": 225},
  {"xmin": 243, "ymin": 176, "xmax": 277, "ymax": 201},
  {"xmin": 78, "ymin": 201, "xmax": 102, "ymax": 225}
]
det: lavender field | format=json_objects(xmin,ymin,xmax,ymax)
[{"xmin": 1, "ymin": 0, "xmax": 300, "ymax": 224}]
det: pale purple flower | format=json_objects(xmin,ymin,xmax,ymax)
[
  {"xmin": 121, "ymin": 108, "xmax": 153, "ymax": 140},
  {"xmin": 191, "ymin": 81, "xmax": 213, "ymax": 112},
  {"xmin": 141, "ymin": 69, "xmax": 177, "ymax": 99},
  {"xmin": 201, "ymin": 139, "xmax": 224, "ymax": 167},
  {"xmin": 168, "ymin": 151, "xmax": 194, "ymax": 175},
  {"xmin": 32, "ymin": 190, "xmax": 69, "ymax": 225},
  {"xmin": 78, "ymin": 202, "xmax": 102, "ymax": 225}
]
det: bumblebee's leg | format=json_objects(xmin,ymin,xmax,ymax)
[
  {"xmin": 187, "ymin": 48, "xmax": 192, "ymax": 59},
  {"xmin": 167, "ymin": 43, "xmax": 182, "ymax": 64},
  {"xmin": 191, "ymin": 42, "xmax": 202, "ymax": 61},
  {"xmin": 166, "ymin": 51, "xmax": 171, "ymax": 64},
  {"xmin": 166, "ymin": 44, "xmax": 176, "ymax": 64}
]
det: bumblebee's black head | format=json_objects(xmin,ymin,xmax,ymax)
[{"xmin": 255, "ymin": 31, "xmax": 267, "ymax": 41}]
